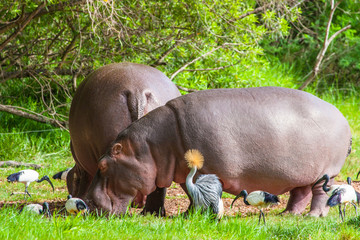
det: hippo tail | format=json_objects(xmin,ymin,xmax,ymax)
[{"xmin": 347, "ymin": 137, "xmax": 352, "ymax": 157}]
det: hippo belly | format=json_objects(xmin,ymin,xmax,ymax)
[{"xmin": 67, "ymin": 62, "xmax": 180, "ymax": 215}]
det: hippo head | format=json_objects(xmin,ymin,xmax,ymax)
[{"xmin": 86, "ymin": 140, "xmax": 157, "ymax": 215}]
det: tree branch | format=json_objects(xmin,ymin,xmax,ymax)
[
  {"xmin": 299, "ymin": 0, "xmax": 350, "ymax": 90},
  {"xmin": 0, "ymin": 161, "xmax": 42, "ymax": 169},
  {"xmin": 176, "ymin": 85, "xmax": 198, "ymax": 93},
  {"xmin": 0, "ymin": 104, "xmax": 68, "ymax": 129},
  {"xmin": 230, "ymin": 4, "xmax": 270, "ymax": 22},
  {"xmin": 0, "ymin": 1, "xmax": 47, "ymax": 52},
  {"xmin": 0, "ymin": 68, "xmax": 91, "ymax": 83},
  {"xmin": 170, "ymin": 43, "xmax": 237, "ymax": 81},
  {"xmin": 150, "ymin": 41, "xmax": 182, "ymax": 67}
]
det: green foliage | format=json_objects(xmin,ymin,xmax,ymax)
[{"xmin": 263, "ymin": 0, "xmax": 360, "ymax": 89}]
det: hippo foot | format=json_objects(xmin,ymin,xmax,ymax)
[
  {"xmin": 141, "ymin": 207, "xmax": 166, "ymax": 217},
  {"xmin": 279, "ymin": 209, "xmax": 303, "ymax": 216},
  {"xmin": 305, "ymin": 209, "xmax": 328, "ymax": 218},
  {"xmin": 140, "ymin": 187, "xmax": 167, "ymax": 217}
]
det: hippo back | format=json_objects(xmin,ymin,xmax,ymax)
[
  {"xmin": 165, "ymin": 87, "xmax": 351, "ymax": 194},
  {"xmin": 69, "ymin": 62, "xmax": 180, "ymax": 179}
]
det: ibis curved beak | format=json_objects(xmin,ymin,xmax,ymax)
[{"xmin": 37, "ymin": 175, "xmax": 55, "ymax": 192}]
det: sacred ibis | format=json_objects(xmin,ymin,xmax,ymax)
[
  {"xmin": 231, "ymin": 190, "xmax": 279, "ymax": 224},
  {"xmin": 326, "ymin": 177, "xmax": 360, "ymax": 222},
  {"xmin": 65, "ymin": 195, "xmax": 89, "ymax": 215},
  {"xmin": 21, "ymin": 202, "xmax": 50, "ymax": 217},
  {"xmin": 53, "ymin": 167, "xmax": 72, "ymax": 181},
  {"xmin": 184, "ymin": 149, "xmax": 224, "ymax": 220},
  {"xmin": 7, "ymin": 169, "xmax": 54, "ymax": 199}
]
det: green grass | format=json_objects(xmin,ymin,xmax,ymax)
[{"xmin": 1, "ymin": 206, "xmax": 360, "ymax": 239}]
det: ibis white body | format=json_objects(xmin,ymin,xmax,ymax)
[
  {"xmin": 11, "ymin": 170, "xmax": 39, "ymax": 186},
  {"xmin": 21, "ymin": 202, "xmax": 50, "ymax": 216},
  {"xmin": 22, "ymin": 204, "xmax": 43, "ymax": 214},
  {"xmin": 65, "ymin": 196, "xmax": 89, "ymax": 215},
  {"xmin": 246, "ymin": 191, "xmax": 278, "ymax": 209}
]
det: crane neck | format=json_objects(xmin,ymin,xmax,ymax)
[{"xmin": 186, "ymin": 167, "xmax": 197, "ymax": 195}]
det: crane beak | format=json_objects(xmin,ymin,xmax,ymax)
[{"xmin": 38, "ymin": 175, "xmax": 55, "ymax": 192}]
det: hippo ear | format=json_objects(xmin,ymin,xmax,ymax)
[{"xmin": 112, "ymin": 143, "xmax": 123, "ymax": 156}]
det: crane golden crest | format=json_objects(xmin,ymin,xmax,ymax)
[{"xmin": 185, "ymin": 149, "xmax": 204, "ymax": 169}]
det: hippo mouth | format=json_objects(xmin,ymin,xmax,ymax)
[{"xmin": 131, "ymin": 191, "xmax": 147, "ymax": 208}]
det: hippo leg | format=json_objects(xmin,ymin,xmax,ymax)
[
  {"xmin": 307, "ymin": 178, "xmax": 334, "ymax": 217},
  {"xmin": 141, "ymin": 187, "xmax": 167, "ymax": 217},
  {"xmin": 283, "ymin": 186, "xmax": 312, "ymax": 215}
]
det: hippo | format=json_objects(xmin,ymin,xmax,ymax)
[
  {"xmin": 86, "ymin": 87, "xmax": 352, "ymax": 217},
  {"xmin": 67, "ymin": 62, "xmax": 181, "ymax": 215}
]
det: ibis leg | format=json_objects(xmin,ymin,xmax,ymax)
[
  {"xmin": 258, "ymin": 211, "xmax": 262, "ymax": 224},
  {"xmin": 24, "ymin": 186, "xmax": 31, "ymax": 199},
  {"xmin": 338, "ymin": 206, "xmax": 344, "ymax": 222},
  {"xmin": 261, "ymin": 210, "xmax": 266, "ymax": 225},
  {"xmin": 351, "ymin": 202, "xmax": 358, "ymax": 216}
]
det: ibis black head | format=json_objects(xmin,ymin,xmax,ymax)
[
  {"xmin": 312, "ymin": 174, "xmax": 330, "ymax": 192},
  {"xmin": 231, "ymin": 190, "xmax": 249, "ymax": 208},
  {"xmin": 36, "ymin": 175, "xmax": 54, "ymax": 192},
  {"xmin": 67, "ymin": 195, "xmax": 72, "ymax": 200},
  {"xmin": 347, "ymin": 177, "xmax": 352, "ymax": 185},
  {"xmin": 42, "ymin": 202, "xmax": 51, "ymax": 217}
]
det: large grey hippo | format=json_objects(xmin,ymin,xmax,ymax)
[
  {"xmin": 67, "ymin": 62, "xmax": 181, "ymax": 215},
  {"xmin": 86, "ymin": 87, "xmax": 352, "ymax": 217}
]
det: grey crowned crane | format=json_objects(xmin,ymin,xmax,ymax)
[
  {"xmin": 7, "ymin": 169, "xmax": 54, "ymax": 199},
  {"xmin": 231, "ymin": 190, "xmax": 279, "ymax": 224},
  {"xmin": 326, "ymin": 177, "xmax": 360, "ymax": 222},
  {"xmin": 52, "ymin": 168, "xmax": 72, "ymax": 181},
  {"xmin": 185, "ymin": 149, "xmax": 224, "ymax": 220},
  {"xmin": 21, "ymin": 202, "xmax": 50, "ymax": 217},
  {"xmin": 65, "ymin": 195, "xmax": 89, "ymax": 215},
  {"xmin": 312, "ymin": 174, "xmax": 342, "ymax": 196}
]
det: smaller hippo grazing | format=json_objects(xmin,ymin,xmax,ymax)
[
  {"xmin": 67, "ymin": 62, "xmax": 180, "ymax": 215},
  {"xmin": 86, "ymin": 87, "xmax": 352, "ymax": 217}
]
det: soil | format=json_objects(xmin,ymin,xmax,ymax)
[{"xmin": 1, "ymin": 181, "xmax": 360, "ymax": 217}]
